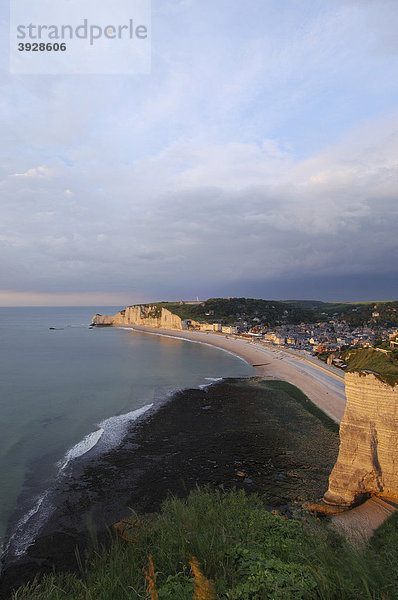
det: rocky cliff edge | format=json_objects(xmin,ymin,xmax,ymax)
[{"xmin": 324, "ymin": 371, "xmax": 398, "ymax": 507}]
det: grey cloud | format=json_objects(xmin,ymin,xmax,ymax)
[
  {"xmin": 1, "ymin": 143, "xmax": 397, "ymax": 297},
  {"xmin": 1, "ymin": 1, "xmax": 398, "ymax": 303}
]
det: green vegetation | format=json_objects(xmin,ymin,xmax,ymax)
[
  {"xmin": 14, "ymin": 488, "xmax": 398, "ymax": 600},
  {"xmin": 263, "ymin": 381, "xmax": 339, "ymax": 433},
  {"xmin": 282, "ymin": 300, "xmax": 327, "ymax": 310},
  {"xmin": 153, "ymin": 298, "xmax": 315, "ymax": 326},
  {"xmin": 342, "ymin": 348, "xmax": 398, "ymax": 386},
  {"xmin": 130, "ymin": 298, "xmax": 398, "ymax": 328},
  {"xmin": 310, "ymin": 300, "xmax": 398, "ymax": 328},
  {"xmin": 374, "ymin": 340, "xmax": 398, "ymax": 361},
  {"xmin": 146, "ymin": 306, "xmax": 162, "ymax": 319},
  {"xmin": 283, "ymin": 299, "xmax": 398, "ymax": 327}
]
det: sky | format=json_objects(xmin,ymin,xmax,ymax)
[{"xmin": 1, "ymin": 0, "xmax": 398, "ymax": 306}]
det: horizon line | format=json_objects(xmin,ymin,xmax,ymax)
[{"xmin": 0, "ymin": 298, "xmax": 397, "ymax": 309}]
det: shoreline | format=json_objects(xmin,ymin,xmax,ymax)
[
  {"xmin": 125, "ymin": 325, "xmax": 346, "ymax": 423},
  {"xmin": 125, "ymin": 328, "xmax": 398, "ymax": 538},
  {"xmin": 0, "ymin": 377, "xmax": 339, "ymax": 598},
  {"xmin": 0, "ymin": 324, "xmax": 345, "ymax": 596}
]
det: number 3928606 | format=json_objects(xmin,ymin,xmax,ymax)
[{"xmin": 18, "ymin": 43, "xmax": 67, "ymax": 51}]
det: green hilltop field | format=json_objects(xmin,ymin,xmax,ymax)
[{"xmin": 150, "ymin": 297, "xmax": 398, "ymax": 328}]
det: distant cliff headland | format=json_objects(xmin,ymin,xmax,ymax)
[
  {"xmin": 92, "ymin": 304, "xmax": 186, "ymax": 330},
  {"xmin": 91, "ymin": 298, "xmax": 317, "ymax": 331},
  {"xmin": 92, "ymin": 297, "xmax": 398, "ymax": 331}
]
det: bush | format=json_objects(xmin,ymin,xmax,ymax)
[{"xmin": 13, "ymin": 488, "xmax": 398, "ymax": 600}]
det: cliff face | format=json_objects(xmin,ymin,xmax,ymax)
[
  {"xmin": 92, "ymin": 305, "xmax": 186, "ymax": 330},
  {"xmin": 324, "ymin": 372, "xmax": 398, "ymax": 507}
]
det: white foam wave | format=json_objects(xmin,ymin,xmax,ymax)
[
  {"xmin": 199, "ymin": 377, "xmax": 224, "ymax": 390},
  {"xmin": 98, "ymin": 403, "xmax": 153, "ymax": 448},
  {"xmin": 5, "ymin": 490, "xmax": 51, "ymax": 557},
  {"xmin": 58, "ymin": 403, "xmax": 153, "ymax": 472},
  {"xmin": 5, "ymin": 403, "xmax": 154, "ymax": 561},
  {"xmin": 58, "ymin": 427, "xmax": 104, "ymax": 471}
]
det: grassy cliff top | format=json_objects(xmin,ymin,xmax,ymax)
[
  {"xmin": 130, "ymin": 297, "xmax": 398, "ymax": 327},
  {"xmin": 342, "ymin": 348, "xmax": 398, "ymax": 386},
  {"xmin": 142, "ymin": 298, "xmax": 316, "ymax": 326}
]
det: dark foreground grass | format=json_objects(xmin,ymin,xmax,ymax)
[{"xmin": 13, "ymin": 488, "xmax": 398, "ymax": 600}]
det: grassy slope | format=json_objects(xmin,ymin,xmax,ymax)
[
  {"xmin": 342, "ymin": 348, "xmax": 398, "ymax": 386},
  {"xmin": 14, "ymin": 487, "xmax": 398, "ymax": 600}
]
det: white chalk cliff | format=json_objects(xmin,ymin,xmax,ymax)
[
  {"xmin": 324, "ymin": 372, "xmax": 398, "ymax": 507},
  {"xmin": 92, "ymin": 305, "xmax": 186, "ymax": 330}
]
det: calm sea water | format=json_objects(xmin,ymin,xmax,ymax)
[{"xmin": 0, "ymin": 307, "xmax": 254, "ymax": 556}]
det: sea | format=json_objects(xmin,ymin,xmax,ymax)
[{"xmin": 0, "ymin": 306, "xmax": 254, "ymax": 561}]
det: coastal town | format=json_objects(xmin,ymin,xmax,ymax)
[
  {"xmin": 176, "ymin": 300, "xmax": 398, "ymax": 359},
  {"xmin": 239, "ymin": 320, "xmax": 398, "ymax": 355},
  {"xmin": 93, "ymin": 298, "xmax": 398, "ymax": 370}
]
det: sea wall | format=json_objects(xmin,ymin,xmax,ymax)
[
  {"xmin": 324, "ymin": 372, "xmax": 398, "ymax": 507},
  {"xmin": 92, "ymin": 305, "xmax": 186, "ymax": 330}
]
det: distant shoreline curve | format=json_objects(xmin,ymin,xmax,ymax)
[{"xmin": 117, "ymin": 324, "xmax": 346, "ymax": 423}]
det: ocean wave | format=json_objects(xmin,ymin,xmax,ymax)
[
  {"xmin": 4, "ymin": 403, "xmax": 153, "ymax": 561},
  {"xmin": 58, "ymin": 427, "xmax": 104, "ymax": 471},
  {"xmin": 4, "ymin": 490, "xmax": 52, "ymax": 558},
  {"xmin": 58, "ymin": 404, "xmax": 153, "ymax": 473},
  {"xmin": 199, "ymin": 378, "xmax": 223, "ymax": 390},
  {"xmin": 96, "ymin": 404, "xmax": 153, "ymax": 449}
]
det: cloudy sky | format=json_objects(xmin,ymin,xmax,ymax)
[{"xmin": 1, "ymin": 0, "xmax": 398, "ymax": 306}]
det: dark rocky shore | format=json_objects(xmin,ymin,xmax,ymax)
[{"xmin": 0, "ymin": 378, "xmax": 339, "ymax": 599}]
